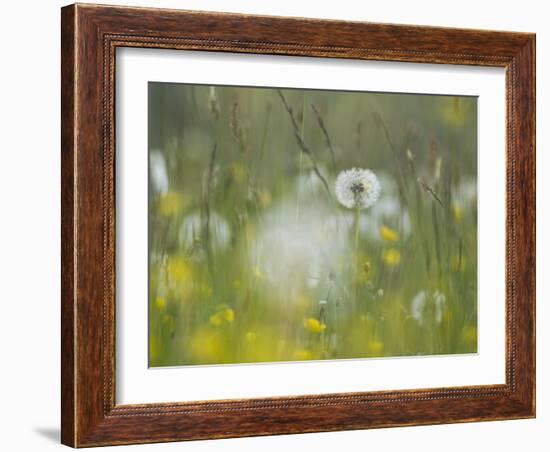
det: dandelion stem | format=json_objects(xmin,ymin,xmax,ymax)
[
  {"xmin": 353, "ymin": 205, "xmax": 361, "ymax": 308},
  {"xmin": 354, "ymin": 206, "xmax": 361, "ymax": 251}
]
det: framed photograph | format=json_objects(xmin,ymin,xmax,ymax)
[{"xmin": 61, "ymin": 3, "xmax": 535, "ymax": 447}]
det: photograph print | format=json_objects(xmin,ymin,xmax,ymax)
[{"xmin": 147, "ymin": 82, "xmax": 478, "ymax": 367}]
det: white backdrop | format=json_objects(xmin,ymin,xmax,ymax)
[
  {"xmin": 0, "ymin": 1, "xmax": 546, "ymax": 451},
  {"xmin": 117, "ymin": 49, "xmax": 506, "ymax": 404}
]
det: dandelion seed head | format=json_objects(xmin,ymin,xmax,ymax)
[{"xmin": 335, "ymin": 168, "xmax": 381, "ymax": 209}]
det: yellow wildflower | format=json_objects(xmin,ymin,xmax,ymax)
[
  {"xmin": 452, "ymin": 203, "xmax": 463, "ymax": 223},
  {"xmin": 198, "ymin": 282, "xmax": 213, "ymax": 298},
  {"xmin": 158, "ymin": 192, "xmax": 183, "ymax": 216},
  {"xmin": 257, "ymin": 190, "xmax": 272, "ymax": 208},
  {"xmin": 252, "ymin": 266, "xmax": 265, "ymax": 280},
  {"xmin": 232, "ymin": 279, "xmax": 242, "ymax": 289},
  {"xmin": 293, "ymin": 349, "xmax": 313, "ymax": 361},
  {"xmin": 190, "ymin": 329, "xmax": 223, "ymax": 362},
  {"xmin": 303, "ymin": 317, "xmax": 326, "ymax": 333},
  {"xmin": 443, "ymin": 309, "xmax": 452, "ymax": 323},
  {"xmin": 209, "ymin": 305, "xmax": 235, "ymax": 327},
  {"xmin": 167, "ymin": 257, "xmax": 192, "ymax": 283},
  {"xmin": 368, "ymin": 340, "xmax": 384, "ymax": 355},
  {"xmin": 209, "ymin": 312, "xmax": 223, "ymax": 327},
  {"xmin": 230, "ymin": 162, "xmax": 247, "ymax": 183},
  {"xmin": 451, "ymin": 255, "xmax": 466, "ymax": 272},
  {"xmin": 461, "ymin": 325, "xmax": 478, "ymax": 345},
  {"xmin": 223, "ymin": 308, "xmax": 235, "ymax": 323},
  {"xmin": 149, "ymin": 336, "xmax": 160, "ymax": 361},
  {"xmin": 381, "ymin": 248, "xmax": 401, "ymax": 266},
  {"xmin": 441, "ymin": 98, "xmax": 468, "ymax": 126},
  {"xmin": 154, "ymin": 296, "xmax": 166, "ymax": 310},
  {"xmin": 379, "ymin": 225, "xmax": 399, "ymax": 242}
]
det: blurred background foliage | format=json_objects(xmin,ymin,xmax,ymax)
[{"xmin": 148, "ymin": 82, "xmax": 478, "ymax": 367}]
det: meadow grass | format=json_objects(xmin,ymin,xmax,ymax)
[{"xmin": 148, "ymin": 83, "xmax": 478, "ymax": 366}]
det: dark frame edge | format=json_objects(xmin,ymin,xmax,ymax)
[
  {"xmin": 511, "ymin": 33, "xmax": 536, "ymax": 419},
  {"xmin": 61, "ymin": 3, "xmax": 77, "ymax": 448}
]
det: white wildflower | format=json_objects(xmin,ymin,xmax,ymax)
[
  {"xmin": 307, "ymin": 260, "xmax": 322, "ymax": 288},
  {"xmin": 250, "ymin": 200, "xmax": 349, "ymax": 297},
  {"xmin": 149, "ymin": 150, "xmax": 169, "ymax": 195},
  {"xmin": 209, "ymin": 86, "xmax": 216, "ymax": 102},
  {"xmin": 452, "ymin": 177, "xmax": 477, "ymax": 211},
  {"xmin": 335, "ymin": 168, "xmax": 381, "ymax": 209},
  {"xmin": 179, "ymin": 211, "xmax": 231, "ymax": 257},
  {"xmin": 208, "ymin": 86, "xmax": 220, "ymax": 119},
  {"xmin": 433, "ymin": 291, "xmax": 446, "ymax": 324},
  {"xmin": 411, "ymin": 290, "xmax": 428, "ymax": 324},
  {"xmin": 411, "ymin": 290, "xmax": 446, "ymax": 326}
]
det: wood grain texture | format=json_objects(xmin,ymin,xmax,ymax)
[{"xmin": 61, "ymin": 3, "xmax": 536, "ymax": 447}]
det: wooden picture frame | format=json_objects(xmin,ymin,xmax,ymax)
[{"xmin": 61, "ymin": 3, "xmax": 535, "ymax": 447}]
